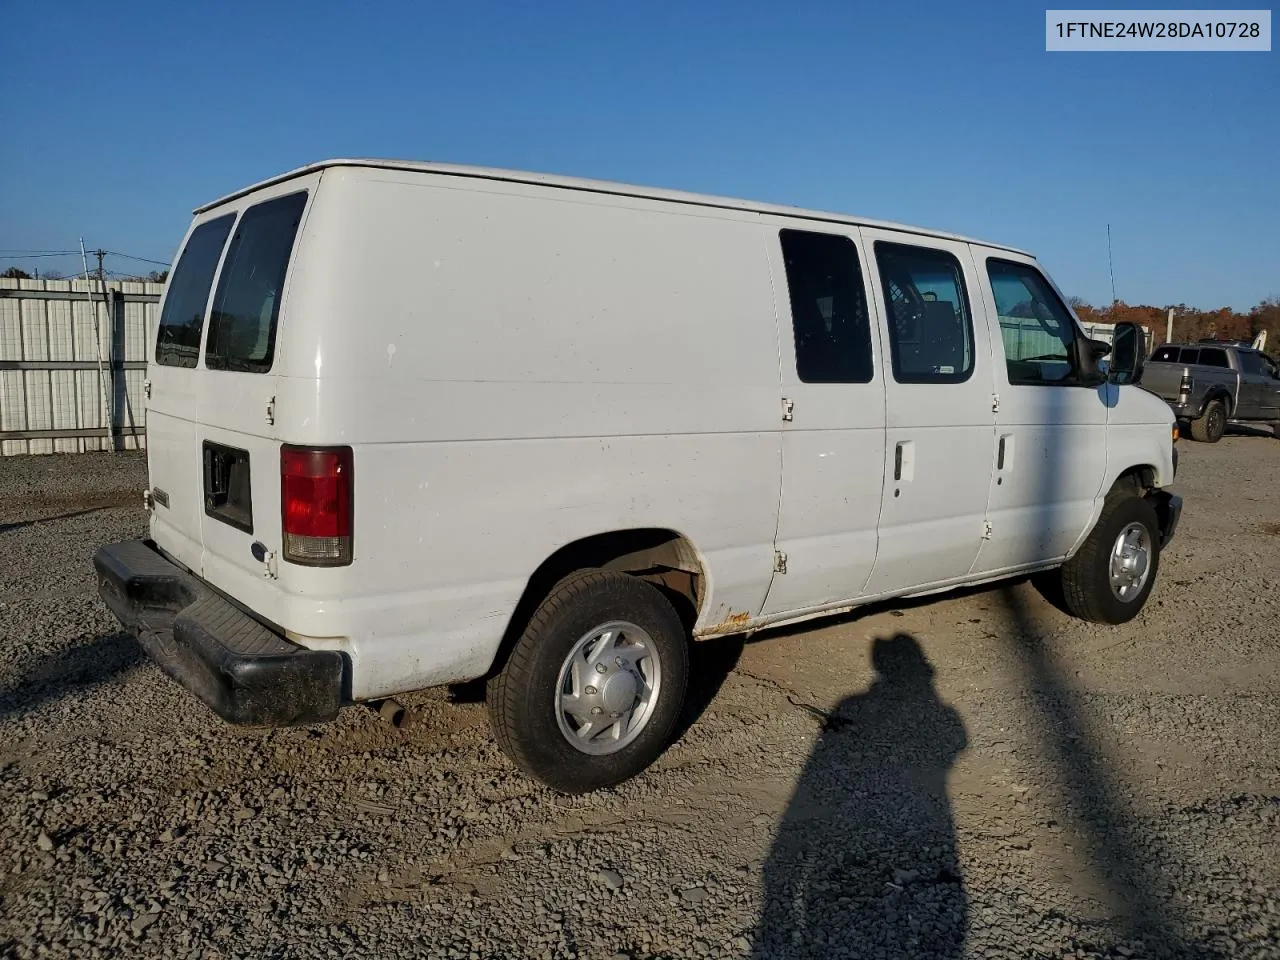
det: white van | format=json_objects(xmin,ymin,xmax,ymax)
[{"xmin": 96, "ymin": 160, "xmax": 1181, "ymax": 792}]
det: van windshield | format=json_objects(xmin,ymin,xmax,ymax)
[
  {"xmin": 205, "ymin": 192, "xmax": 307, "ymax": 373},
  {"xmin": 155, "ymin": 215, "xmax": 234, "ymax": 368}
]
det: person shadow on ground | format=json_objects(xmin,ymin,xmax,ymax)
[{"xmin": 753, "ymin": 633, "xmax": 969, "ymax": 959}]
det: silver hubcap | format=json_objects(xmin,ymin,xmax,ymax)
[
  {"xmin": 555, "ymin": 620, "xmax": 661, "ymax": 755},
  {"xmin": 1109, "ymin": 522, "xmax": 1152, "ymax": 602}
]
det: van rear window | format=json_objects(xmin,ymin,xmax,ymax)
[
  {"xmin": 155, "ymin": 215, "xmax": 235, "ymax": 368},
  {"xmin": 205, "ymin": 192, "xmax": 307, "ymax": 373}
]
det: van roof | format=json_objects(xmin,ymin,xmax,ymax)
[{"xmin": 195, "ymin": 159, "xmax": 1034, "ymax": 257}]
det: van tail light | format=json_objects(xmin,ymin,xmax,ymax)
[{"xmin": 281, "ymin": 446, "xmax": 353, "ymax": 566}]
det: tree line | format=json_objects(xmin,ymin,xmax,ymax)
[
  {"xmin": 1, "ymin": 266, "xmax": 168, "ymax": 283},
  {"xmin": 1070, "ymin": 295, "xmax": 1279, "ymax": 346}
]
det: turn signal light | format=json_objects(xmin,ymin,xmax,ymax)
[{"xmin": 281, "ymin": 446, "xmax": 353, "ymax": 566}]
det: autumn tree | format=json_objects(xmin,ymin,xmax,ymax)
[
  {"xmin": 1248, "ymin": 297, "xmax": 1280, "ymax": 340},
  {"xmin": 1066, "ymin": 297, "xmax": 1278, "ymax": 347}
]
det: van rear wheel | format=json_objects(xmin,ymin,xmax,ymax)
[
  {"xmin": 487, "ymin": 570, "xmax": 689, "ymax": 793},
  {"xmin": 1189, "ymin": 399, "xmax": 1226, "ymax": 442},
  {"xmin": 1060, "ymin": 491, "xmax": 1161, "ymax": 624}
]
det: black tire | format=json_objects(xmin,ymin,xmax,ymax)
[
  {"xmin": 1060, "ymin": 491, "xmax": 1161, "ymax": 624},
  {"xmin": 486, "ymin": 569, "xmax": 689, "ymax": 794},
  {"xmin": 1189, "ymin": 399, "xmax": 1226, "ymax": 443}
]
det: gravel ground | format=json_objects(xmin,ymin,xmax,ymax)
[{"xmin": 1, "ymin": 437, "xmax": 1278, "ymax": 959}]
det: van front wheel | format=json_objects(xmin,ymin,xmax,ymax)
[
  {"xmin": 487, "ymin": 570, "xmax": 689, "ymax": 793},
  {"xmin": 1060, "ymin": 492, "xmax": 1161, "ymax": 624}
]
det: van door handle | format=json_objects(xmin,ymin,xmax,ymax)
[
  {"xmin": 893, "ymin": 441, "xmax": 914, "ymax": 483},
  {"xmin": 997, "ymin": 434, "xmax": 1014, "ymax": 471}
]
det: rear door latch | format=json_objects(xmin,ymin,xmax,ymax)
[{"xmin": 250, "ymin": 541, "xmax": 278, "ymax": 579}]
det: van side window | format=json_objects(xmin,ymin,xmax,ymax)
[
  {"xmin": 155, "ymin": 215, "xmax": 235, "ymax": 368},
  {"xmin": 779, "ymin": 230, "xmax": 874, "ymax": 384},
  {"xmin": 205, "ymin": 192, "xmax": 307, "ymax": 373},
  {"xmin": 875, "ymin": 242, "xmax": 973, "ymax": 384},
  {"xmin": 986, "ymin": 259, "xmax": 1079, "ymax": 385},
  {"xmin": 1199, "ymin": 348, "xmax": 1230, "ymax": 368}
]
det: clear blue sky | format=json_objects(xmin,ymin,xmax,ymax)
[{"xmin": 2, "ymin": 0, "xmax": 1276, "ymax": 309}]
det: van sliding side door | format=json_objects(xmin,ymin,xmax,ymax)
[{"xmin": 859, "ymin": 230, "xmax": 997, "ymax": 595}]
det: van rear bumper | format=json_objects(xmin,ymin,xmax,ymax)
[{"xmin": 93, "ymin": 540, "xmax": 344, "ymax": 726}]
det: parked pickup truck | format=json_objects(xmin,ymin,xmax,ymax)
[{"xmin": 1143, "ymin": 341, "xmax": 1280, "ymax": 442}]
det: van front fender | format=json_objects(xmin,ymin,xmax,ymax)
[{"xmin": 1147, "ymin": 490, "xmax": 1183, "ymax": 548}]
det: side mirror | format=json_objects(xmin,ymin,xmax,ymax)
[
  {"xmin": 1069, "ymin": 337, "xmax": 1111, "ymax": 386},
  {"xmin": 1109, "ymin": 322, "xmax": 1145, "ymax": 385}
]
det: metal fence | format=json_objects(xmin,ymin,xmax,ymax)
[{"xmin": 0, "ymin": 277, "xmax": 162, "ymax": 456}]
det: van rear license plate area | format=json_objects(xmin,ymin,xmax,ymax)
[{"xmin": 202, "ymin": 441, "xmax": 253, "ymax": 534}]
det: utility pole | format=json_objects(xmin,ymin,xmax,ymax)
[
  {"xmin": 1166, "ymin": 307, "xmax": 1175, "ymax": 345},
  {"xmin": 80, "ymin": 239, "xmax": 113, "ymax": 453},
  {"xmin": 96, "ymin": 249, "xmax": 139, "ymax": 444},
  {"xmin": 94, "ymin": 250, "xmax": 119, "ymax": 452}
]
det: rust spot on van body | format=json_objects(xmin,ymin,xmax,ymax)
[{"xmin": 700, "ymin": 608, "xmax": 753, "ymax": 636}]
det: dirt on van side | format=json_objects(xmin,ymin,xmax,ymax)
[{"xmin": 1, "ymin": 435, "xmax": 1278, "ymax": 960}]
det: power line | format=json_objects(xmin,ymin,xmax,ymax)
[
  {"xmin": 104, "ymin": 250, "xmax": 170, "ymax": 267},
  {"xmin": 0, "ymin": 249, "xmax": 169, "ymax": 268},
  {"xmin": 0, "ymin": 249, "xmax": 83, "ymax": 255},
  {"xmin": 0, "ymin": 251, "xmax": 83, "ymax": 259}
]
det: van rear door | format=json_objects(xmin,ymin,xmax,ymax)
[
  {"xmin": 148, "ymin": 213, "xmax": 236, "ymax": 573},
  {"xmin": 195, "ymin": 189, "xmax": 310, "ymax": 602}
]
